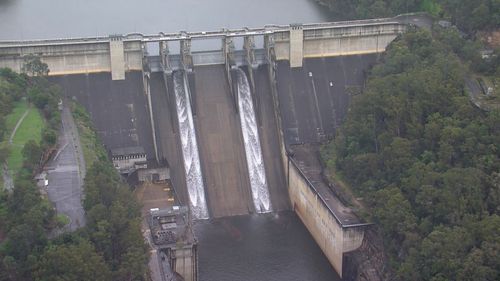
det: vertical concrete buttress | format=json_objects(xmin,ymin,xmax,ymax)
[
  {"xmin": 223, "ymin": 36, "xmax": 238, "ymax": 112},
  {"xmin": 109, "ymin": 35, "xmax": 126, "ymax": 80},
  {"xmin": 289, "ymin": 24, "xmax": 304, "ymax": 68},
  {"xmin": 180, "ymin": 38, "xmax": 193, "ymax": 71},
  {"xmin": 160, "ymin": 41, "xmax": 172, "ymax": 74}
]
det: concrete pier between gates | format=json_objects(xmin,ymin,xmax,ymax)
[{"xmin": 192, "ymin": 65, "xmax": 254, "ymax": 217}]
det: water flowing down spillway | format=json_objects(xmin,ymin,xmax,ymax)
[
  {"xmin": 173, "ymin": 71, "xmax": 209, "ymax": 219},
  {"xmin": 236, "ymin": 69, "xmax": 272, "ymax": 213}
]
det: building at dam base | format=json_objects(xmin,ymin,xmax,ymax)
[{"xmin": 0, "ymin": 15, "xmax": 421, "ymax": 279}]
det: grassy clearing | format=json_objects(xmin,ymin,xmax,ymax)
[
  {"xmin": 56, "ymin": 213, "xmax": 70, "ymax": 227},
  {"xmin": 6, "ymin": 102, "xmax": 45, "ymax": 173},
  {"xmin": 420, "ymin": 0, "xmax": 442, "ymax": 16},
  {"xmin": 5, "ymin": 101, "xmax": 29, "ymax": 133}
]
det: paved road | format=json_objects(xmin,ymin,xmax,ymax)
[
  {"xmin": 45, "ymin": 102, "xmax": 86, "ymax": 232},
  {"xmin": 465, "ymin": 76, "xmax": 484, "ymax": 108},
  {"xmin": 394, "ymin": 13, "xmax": 434, "ymax": 29}
]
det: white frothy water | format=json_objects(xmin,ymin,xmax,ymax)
[
  {"xmin": 235, "ymin": 68, "xmax": 272, "ymax": 213},
  {"xmin": 173, "ymin": 71, "xmax": 209, "ymax": 219}
]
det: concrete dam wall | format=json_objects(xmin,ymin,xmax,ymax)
[
  {"xmin": 0, "ymin": 15, "xmax": 419, "ymax": 278},
  {"xmin": 50, "ymin": 71, "xmax": 155, "ymax": 161},
  {"xmin": 276, "ymin": 55, "xmax": 377, "ymax": 144}
]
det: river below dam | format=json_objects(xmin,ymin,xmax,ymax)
[{"xmin": 195, "ymin": 212, "xmax": 340, "ymax": 281}]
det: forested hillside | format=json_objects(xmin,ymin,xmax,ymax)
[
  {"xmin": 322, "ymin": 28, "xmax": 500, "ymax": 280},
  {"xmin": 0, "ymin": 62, "xmax": 148, "ymax": 280},
  {"xmin": 318, "ymin": 0, "xmax": 499, "ymax": 33}
]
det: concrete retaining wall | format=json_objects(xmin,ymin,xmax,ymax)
[
  {"xmin": 171, "ymin": 245, "xmax": 198, "ymax": 281},
  {"xmin": 287, "ymin": 158, "xmax": 344, "ymax": 275},
  {"xmin": 285, "ymin": 158, "xmax": 364, "ymax": 277},
  {"xmin": 268, "ymin": 55, "xmax": 365, "ymax": 277}
]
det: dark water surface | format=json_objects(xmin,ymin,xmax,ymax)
[
  {"xmin": 0, "ymin": 0, "xmax": 330, "ymax": 40},
  {"xmin": 195, "ymin": 212, "xmax": 341, "ymax": 281}
]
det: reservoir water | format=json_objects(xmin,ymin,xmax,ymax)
[
  {"xmin": 0, "ymin": 0, "xmax": 330, "ymax": 40},
  {"xmin": 0, "ymin": 1, "xmax": 341, "ymax": 280}
]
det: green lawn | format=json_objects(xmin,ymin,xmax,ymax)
[
  {"xmin": 5, "ymin": 101, "xmax": 29, "ymax": 133},
  {"xmin": 6, "ymin": 101, "xmax": 45, "ymax": 173}
]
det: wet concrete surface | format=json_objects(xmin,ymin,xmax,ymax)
[
  {"xmin": 192, "ymin": 65, "xmax": 254, "ymax": 217},
  {"xmin": 276, "ymin": 55, "xmax": 377, "ymax": 145},
  {"xmin": 50, "ymin": 72, "xmax": 155, "ymax": 161},
  {"xmin": 45, "ymin": 104, "xmax": 86, "ymax": 232},
  {"xmin": 251, "ymin": 65, "xmax": 290, "ymax": 211},
  {"xmin": 149, "ymin": 72, "xmax": 189, "ymax": 206},
  {"xmin": 195, "ymin": 211, "xmax": 340, "ymax": 281}
]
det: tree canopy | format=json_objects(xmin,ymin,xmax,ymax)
[
  {"xmin": 319, "ymin": 0, "xmax": 500, "ymax": 32},
  {"xmin": 0, "ymin": 65, "xmax": 149, "ymax": 281},
  {"xmin": 322, "ymin": 29, "xmax": 500, "ymax": 280}
]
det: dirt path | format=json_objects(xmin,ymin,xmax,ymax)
[
  {"xmin": 2, "ymin": 107, "xmax": 30, "ymax": 191},
  {"xmin": 9, "ymin": 107, "xmax": 30, "ymax": 144}
]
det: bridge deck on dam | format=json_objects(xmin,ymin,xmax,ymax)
[
  {"xmin": 192, "ymin": 65, "xmax": 254, "ymax": 218},
  {"xmin": 276, "ymin": 55, "xmax": 377, "ymax": 145},
  {"xmin": 149, "ymin": 72, "xmax": 189, "ymax": 205},
  {"xmin": 50, "ymin": 72, "xmax": 155, "ymax": 161},
  {"xmin": 251, "ymin": 66, "xmax": 290, "ymax": 211}
]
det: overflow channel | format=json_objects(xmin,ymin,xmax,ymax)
[
  {"xmin": 235, "ymin": 68, "xmax": 272, "ymax": 213},
  {"xmin": 173, "ymin": 71, "xmax": 208, "ymax": 219}
]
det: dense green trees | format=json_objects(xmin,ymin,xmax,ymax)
[
  {"xmin": 319, "ymin": 0, "xmax": 421, "ymax": 19},
  {"xmin": 322, "ymin": 29, "xmax": 500, "ymax": 280},
  {"xmin": 21, "ymin": 55, "xmax": 49, "ymax": 77},
  {"xmin": 34, "ymin": 239, "xmax": 112, "ymax": 281},
  {"xmin": 0, "ymin": 64, "xmax": 149, "ymax": 280},
  {"xmin": 83, "ymin": 161, "xmax": 148, "ymax": 280},
  {"xmin": 319, "ymin": 0, "xmax": 500, "ymax": 32},
  {"xmin": 438, "ymin": 0, "xmax": 500, "ymax": 32}
]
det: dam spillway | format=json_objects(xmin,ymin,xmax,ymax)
[
  {"xmin": 235, "ymin": 68, "xmax": 271, "ymax": 213},
  {"xmin": 192, "ymin": 65, "xmax": 254, "ymax": 217},
  {"xmin": 173, "ymin": 71, "xmax": 208, "ymax": 219}
]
